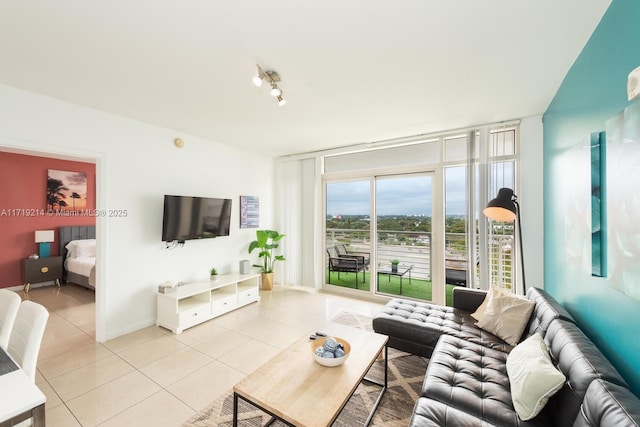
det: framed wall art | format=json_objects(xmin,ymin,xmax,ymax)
[
  {"xmin": 47, "ymin": 169, "xmax": 87, "ymax": 212},
  {"xmin": 591, "ymin": 131, "xmax": 606, "ymax": 277},
  {"xmin": 606, "ymin": 100, "xmax": 640, "ymax": 301},
  {"xmin": 240, "ymin": 195, "xmax": 259, "ymax": 228}
]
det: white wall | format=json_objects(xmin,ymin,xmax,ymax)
[
  {"xmin": 519, "ymin": 115, "xmax": 544, "ymax": 289},
  {"xmin": 0, "ymin": 83, "xmax": 274, "ymax": 341}
]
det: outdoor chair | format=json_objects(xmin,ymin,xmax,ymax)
[
  {"xmin": 445, "ymin": 268, "xmax": 467, "ymax": 286},
  {"xmin": 444, "ymin": 256, "xmax": 481, "ymax": 287},
  {"xmin": 336, "ymin": 244, "xmax": 370, "ymax": 267},
  {"xmin": 326, "ymin": 247, "xmax": 367, "ymax": 289}
]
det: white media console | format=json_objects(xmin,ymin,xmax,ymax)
[{"xmin": 156, "ymin": 272, "xmax": 261, "ymax": 334}]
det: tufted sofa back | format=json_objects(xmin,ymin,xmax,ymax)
[
  {"xmin": 572, "ymin": 379, "xmax": 640, "ymax": 427},
  {"xmin": 542, "ymin": 319, "xmax": 628, "ymax": 426},
  {"xmin": 524, "ymin": 287, "xmax": 576, "ymax": 338}
]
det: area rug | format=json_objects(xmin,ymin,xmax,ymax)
[{"xmin": 183, "ymin": 311, "xmax": 428, "ymax": 426}]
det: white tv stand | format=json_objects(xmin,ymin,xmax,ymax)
[{"xmin": 156, "ymin": 272, "xmax": 261, "ymax": 334}]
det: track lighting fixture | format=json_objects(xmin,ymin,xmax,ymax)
[{"xmin": 252, "ymin": 64, "xmax": 286, "ymax": 106}]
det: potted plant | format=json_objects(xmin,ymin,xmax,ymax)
[
  {"xmin": 248, "ymin": 229, "xmax": 285, "ymax": 290},
  {"xmin": 390, "ymin": 259, "xmax": 400, "ymax": 273},
  {"xmin": 210, "ymin": 267, "xmax": 219, "ymax": 281}
]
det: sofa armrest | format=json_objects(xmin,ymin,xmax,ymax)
[{"xmin": 452, "ymin": 288, "xmax": 487, "ymax": 312}]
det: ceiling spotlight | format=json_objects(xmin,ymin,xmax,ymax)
[
  {"xmin": 270, "ymin": 83, "xmax": 281, "ymax": 97},
  {"xmin": 253, "ymin": 64, "xmax": 287, "ymax": 106},
  {"xmin": 252, "ymin": 66, "xmax": 265, "ymax": 87}
]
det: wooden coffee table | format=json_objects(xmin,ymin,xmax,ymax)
[{"xmin": 233, "ymin": 323, "xmax": 388, "ymax": 427}]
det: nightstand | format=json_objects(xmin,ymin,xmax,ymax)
[{"xmin": 22, "ymin": 256, "xmax": 62, "ymax": 292}]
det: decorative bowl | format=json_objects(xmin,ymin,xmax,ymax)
[{"xmin": 311, "ymin": 336, "xmax": 351, "ymax": 367}]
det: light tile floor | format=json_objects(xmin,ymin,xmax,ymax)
[{"xmin": 23, "ymin": 284, "xmax": 385, "ymax": 426}]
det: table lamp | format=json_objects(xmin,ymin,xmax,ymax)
[{"xmin": 35, "ymin": 230, "xmax": 55, "ymax": 258}]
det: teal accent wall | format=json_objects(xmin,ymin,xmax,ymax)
[{"xmin": 543, "ymin": 0, "xmax": 640, "ymax": 395}]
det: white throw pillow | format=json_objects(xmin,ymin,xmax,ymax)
[
  {"xmin": 74, "ymin": 244, "xmax": 96, "ymax": 258},
  {"xmin": 65, "ymin": 239, "xmax": 96, "ymax": 258},
  {"xmin": 507, "ymin": 333, "xmax": 566, "ymax": 420},
  {"xmin": 476, "ymin": 288, "xmax": 534, "ymax": 346}
]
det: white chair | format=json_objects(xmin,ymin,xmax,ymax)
[
  {"xmin": 0, "ymin": 289, "xmax": 21, "ymax": 350},
  {"xmin": 7, "ymin": 301, "xmax": 49, "ymax": 382}
]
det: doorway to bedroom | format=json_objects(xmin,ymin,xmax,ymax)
[{"xmin": 0, "ymin": 146, "xmax": 102, "ymax": 341}]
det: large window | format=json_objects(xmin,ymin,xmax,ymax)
[
  {"xmin": 485, "ymin": 128, "xmax": 517, "ymax": 291},
  {"xmin": 322, "ymin": 124, "xmax": 520, "ymax": 302}
]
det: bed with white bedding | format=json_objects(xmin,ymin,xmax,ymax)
[
  {"xmin": 65, "ymin": 254, "xmax": 96, "ymax": 288},
  {"xmin": 59, "ymin": 226, "xmax": 96, "ymax": 290}
]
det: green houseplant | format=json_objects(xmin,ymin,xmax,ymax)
[
  {"xmin": 210, "ymin": 267, "xmax": 218, "ymax": 281},
  {"xmin": 390, "ymin": 259, "xmax": 400, "ymax": 273},
  {"xmin": 248, "ymin": 229, "xmax": 285, "ymax": 290}
]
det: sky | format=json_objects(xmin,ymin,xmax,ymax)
[
  {"xmin": 326, "ymin": 164, "xmax": 514, "ymax": 216},
  {"xmin": 326, "ymin": 169, "xmax": 465, "ymax": 216}
]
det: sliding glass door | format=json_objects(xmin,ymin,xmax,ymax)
[
  {"xmin": 375, "ymin": 173, "xmax": 433, "ymax": 300},
  {"xmin": 324, "ymin": 173, "xmax": 436, "ymax": 302},
  {"xmin": 325, "ymin": 180, "xmax": 371, "ymax": 292}
]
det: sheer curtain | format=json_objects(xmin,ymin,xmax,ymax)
[{"xmin": 276, "ymin": 157, "xmax": 319, "ymax": 288}]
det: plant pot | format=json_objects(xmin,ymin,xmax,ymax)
[
  {"xmin": 391, "ymin": 264, "xmax": 398, "ymax": 273},
  {"xmin": 210, "ymin": 274, "xmax": 219, "ymax": 281},
  {"xmin": 261, "ymin": 272, "xmax": 274, "ymax": 290}
]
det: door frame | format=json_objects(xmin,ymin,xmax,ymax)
[{"xmin": 322, "ymin": 165, "xmax": 445, "ymax": 305}]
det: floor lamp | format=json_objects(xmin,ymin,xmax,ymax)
[{"xmin": 483, "ymin": 188, "xmax": 526, "ymax": 294}]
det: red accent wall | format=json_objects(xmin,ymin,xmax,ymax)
[{"xmin": 0, "ymin": 152, "xmax": 96, "ymax": 288}]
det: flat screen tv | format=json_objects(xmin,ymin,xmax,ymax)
[{"xmin": 162, "ymin": 195, "xmax": 232, "ymax": 242}]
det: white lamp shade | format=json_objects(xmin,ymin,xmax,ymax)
[
  {"xmin": 270, "ymin": 85, "xmax": 281, "ymax": 97},
  {"xmin": 483, "ymin": 206, "xmax": 516, "ymax": 222},
  {"xmin": 35, "ymin": 230, "xmax": 54, "ymax": 243}
]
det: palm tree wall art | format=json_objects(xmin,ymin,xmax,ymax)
[{"xmin": 47, "ymin": 169, "xmax": 87, "ymax": 212}]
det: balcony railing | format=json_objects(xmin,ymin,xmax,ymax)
[{"xmin": 327, "ymin": 228, "xmax": 515, "ymax": 293}]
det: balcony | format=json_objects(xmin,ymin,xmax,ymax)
[{"xmin": 326, "ymin": 228, "xmax": 515, "ymax": 303}]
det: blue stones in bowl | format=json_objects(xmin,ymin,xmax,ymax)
[
  {"xmin": 322, "ymin": 337, "xmax": 339, "ymax": 352},
  {"xmin": 310, "ymin": 336, "xmax": 351, "ymax": 367}
]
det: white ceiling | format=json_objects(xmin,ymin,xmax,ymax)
[{"xmin": 0, "ymin": 1, "xmax": 611, "ymax": 156}]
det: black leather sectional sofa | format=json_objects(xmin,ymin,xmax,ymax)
[{"xmin": 372, "ymin": 287, "xmax": 640, "ymax": 426}]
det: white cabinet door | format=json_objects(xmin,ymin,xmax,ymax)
[
  {"xmin": 212, "ymin": 294, "xmax": 237, "ymax": 315},
  {"xmin": 238, "ymin": 287, "xmax": 259, "ymax": 306}
]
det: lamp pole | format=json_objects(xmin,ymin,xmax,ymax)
[{"xmin": 514, "ymin": 199, "xmax": 526, "ymax": 294}]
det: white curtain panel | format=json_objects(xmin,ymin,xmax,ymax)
[{"xmin": 276, "ymin": 158, "xmax": 318, "ymax": 288}]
